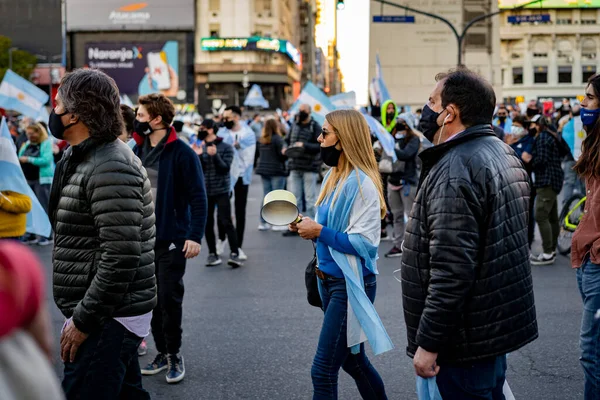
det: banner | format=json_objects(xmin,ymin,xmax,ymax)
[{"xmin": 85, "ymin": 41, "xmax": 179, "ymax": 97}]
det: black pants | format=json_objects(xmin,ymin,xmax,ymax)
[
  {"xmin": 206, "ymin": 193, "xmax": 239, "ymax": 255},
  {"xmin": 218, "ymin": 178, "xmax": 249, "ymax": 248},
  {"xmin": 62, "ymin": 319, "xmax": 149, "ymax": 400},
  {"xmin": 528, "ymin": 186, "xmax": 537, "ymax": 248},
  {"xmin": 150, "ymin": 240, "xmax": 187, "ymax": 355}
]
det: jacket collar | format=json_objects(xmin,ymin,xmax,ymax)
[
  {"xmin": 419, "ymin": 124, "xmax": 496, "ymax": 165},
  {"xmin": 133, "ymin": 126, "xmax": 178, "ymax": 147}
]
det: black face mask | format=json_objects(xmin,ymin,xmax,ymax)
[
  {"xmin": 526, "ymin": 108, "xmax": 538, "ymax": 118},
  {"xmin": 320, "ymin": 141, "xmax": 342, "ymax": 167},
  {"xmin": 386, "ymin": 112, "xmax": 395, "ymax": 121},
  {"xmin": 134, "ymin": 120, "xmax": 153, "ymax": 136},
  {"xmin": 498, "ymin": 116, "xmax": 507, "ymax": 122},
  {"xmin": 418, "ymin": 104, "xmax": 442, "ymax": 142},
  {"xmin": 299, "ymin": 111, "xmax": 309, "ymax": 121},
  {"xmin": 528, "ymin": 127, "xmax": 538, "ymax": 136},
  {"xmin": 224, "ymin": 120, "xmax": 235, "ymax": 130},
  {"xmin": 48, "ymin": 109, "xmax": 77, "ymax": 140},
  {"xmin": 197, "ymin": 130, "xmax": 209, "ymax": 141},
  {"xmin": 397, "ymin": 123, "xmax": 408, "ymax": 131}
]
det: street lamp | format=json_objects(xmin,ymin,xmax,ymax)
[
  {"xmin": 372, "ymin": 0, "xmax": 545, "ymax": 66},
  {"xmin": 8, "ymin": 47, "xmax": 17, "ymax": 71},
  {"xmin": 337, "ymin": 0, "xmax": 345, "ymax": 11}
]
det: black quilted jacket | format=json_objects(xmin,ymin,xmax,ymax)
[
  {"xmin": 49, "ymin": 138, "xmax": 157, "ymax": 334},
  {"xmin": 401, "ymin": 124, "xmax": 538, "ymax": 364}
]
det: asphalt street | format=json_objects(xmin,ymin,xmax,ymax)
[{"xmin": 36, "ymin": 178, "xmax": 585, "ymax": 399}]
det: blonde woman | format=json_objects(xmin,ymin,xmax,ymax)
[{"xmin": 290, "ymin": 110, "xmax": 393, "ymax": 399}]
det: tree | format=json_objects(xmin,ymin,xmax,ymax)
[{"xmin": 0, "ymin": 36, "xmax": 37, "ymax": 81}]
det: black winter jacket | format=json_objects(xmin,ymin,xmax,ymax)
[
  {"xmin": 388, "ymin": 134, "xmax": 420, "ymax": 186},
  {"xmin": 199, "ymin": 138, "xmax": 234, "ymax": 197},
  {"xmin": 401, "ymin": 124, "xmax": 537, "ymax": 364},
  {"xmin": 256, "ymin": 135, "xmax": 287, "ymax": 177},
  {"xmin": 285, "ymin": 118, "xmax": 322, "ymax": 173},
  {"xmin": 49, "ymin": 138, "xmax": 157, "ymax": 334}
]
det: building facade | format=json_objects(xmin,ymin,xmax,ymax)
[
  {"xmin": 67, "ymin": 0, "xmax": 196, "ymax": 104},
  {"xmin": 195, "ymin": 0, "xmax": 303, "ymax": 114},
  {"xmin": 500, "ymin": 7, "xmax": 600, "ymax": 103},
  {"xmin": 368, "ymin": 0, "xmax": 502, "ymax": 109}
]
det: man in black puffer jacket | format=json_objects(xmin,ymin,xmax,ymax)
[
  {"xmin": 48, "ymin": 69, "xmax": 156, "ymax": 399},
  {"xmin": 402, "ymin": 68, "xmax": 538, "ymax": 398}
]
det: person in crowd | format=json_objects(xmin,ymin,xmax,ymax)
[
  {"xmin": 0, "ymin": 191, "xmax": 31, "ymax": 240},
  {"xmin": 384, "ymin": 118, "xmax": 420, "ymax": 258},
  {"xmin": 572, "ymin": 73, "xmax": 600, "ymax": 400},
  {"xmin": 561, "ymin": 105, "xmax": 586, "ymax": 202},
  {"xmin": 402, "ymin": 68, "xmax": 537, "ymax": 398},
  {"xmin": 506, "ymin": 115, "xmax": 537, "ymax": 248},
  {"xmin": 526, "ymin": 100, "xmax": 541, "ymax": 119},
  {"xmin": 530, "ymin": 115, "xmax": 564, "ymax": 265},
  {"xmin": 249, "ymin": 113, "xmax": 263, "ymax": 138},
  {"xmin": 216, "ymin": 105, "xmax": 256, "ymax": 260},
  {"xmin": 132, "ymin": 93, "xmax": 207, "ymax": 384},
  {"xmin": 192, "ymin": 119, "xmax": 242, "ymax": 268},
  {"xmin": 559, "ymin": 97, "xmax": 572, "ymax": 119},
  {"xmin": 291, "ymin": 109, "xmax": 393, "ymax": 399},
  {"xmin": 18, "ymin": 123, "xmax": 54, "ymax": 245},
  {"xmin": 49, "ymin": 69, "xmax": 156, "ymax": 399},
  {"xmin": 119, "ymin": 104, "xmax": 135, "ymax": 143},
  {"xmin": 493, "ymin": 105, "xmax": 512, "ymax": 134},
  {"xmin": 381, "ymin": 100, "xmax": 399, "ymax": 133},
  {"xmin": 0, "ymin": 241, "xmax": 64, "ymax": 400},
  {"xmin": 282, "ymin": 104, "xmax": 321, "ymax": 236},
  {"xmin": 256, "ymin": 119, "xmax": 288, "ymax": 232}
]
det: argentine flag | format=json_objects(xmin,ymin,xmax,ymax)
[
  {"xmin": 0, "ymin": 117, "xmax": 51, "ymax": 237},
  {"xmin": 330, "ymin": 91, "xmax": 357, "ymax": 110},
  {"xmin": 0, "ymin": 70, "xmax": 49, "ymax": 119},
  {"xmin": 289, "ymin": 82, "xmax": 335, "ymax": 125},
  {"xmin": 361, "ymin": 111, "xmax": 397, "ymax": 162},
  {"xmin": 370, "ymin": 55, "xmax": 391, "ymax": 106},
  {"xmin": 243, "ymin": 84, "xmax": 269, "ymax": 109},
  {"xmin": 562, "ymin": 115, "xmax": 585, "ymax": 161}
]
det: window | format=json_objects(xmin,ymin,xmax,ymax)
[
  {"xmin": 558, "ymin": 66, "xmax": 572, "ymax": 83},
  {"xmin": 465, "ymin": 33, "xmax": 487, "ymax": 47},
  {"xmin": 532, "ymin": 40, "xmax": 548, "ymax": 59},
  {"xmin": 512, "ymin": 67, "xmax": 523, "ymax": 84},
  {"xmin": 253, "ymin": 24, "xmax": 272, "ymax": 37},
  {"xmin": 581, "ymin": 10, "xmax": 596, "ymax": 24},
  {"xmin": 209, "ymin": 0, "xmax": 220, "ymax": 12},
  {"xmin": 582, "ymin": 39, "xmax": 597, "ymax": 61},
  {"xmin": 534, "ymin": 66, "xmax": 548, "ymax": 84},
  {"xmin": 255, "ymin": 0, "xmax": 272, "ymax": 13},
  {"xmin": 209, "ymin": 23, "xmax": 220, "ymax": 37},
  {"xmin": 556, "ymin": 18, "xmax": 572, "ymax": 24},
  {"xmin": 583, "ymin": 66, "xmax": 597, "ymax": 83}
]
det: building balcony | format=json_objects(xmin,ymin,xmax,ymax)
[{"xmin": 500, "ymin": 23, "xmax": 600, "ymax": 39}]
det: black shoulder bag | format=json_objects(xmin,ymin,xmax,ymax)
[{"xmin": 305, "ymin": 241, "xmax": 322, "ymax": 308}]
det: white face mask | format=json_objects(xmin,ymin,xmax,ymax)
[{"xmin": 510, "ymin": 126, "xmax": 526, "ymax": 138}]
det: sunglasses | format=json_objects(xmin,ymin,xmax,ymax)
[{"xmin": 321, "ymin": 128, "xmax": 335, "ymax": 137}]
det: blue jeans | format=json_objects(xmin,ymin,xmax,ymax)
[
  {"xmin": 288, "ymin": 170, "xmax": 318, "ymax": 219},
  {"xmin": 312, "ymin": 274, "xmax": 387, "ymax": 400},
  {"xmin": 436, "ymin": 355, "xmax": 507, "ymax": 400},
  {"xmin": 577, "ymin": 257, "xmax": 600, "ymax": 399},
  {"xmin": 62, "ymin": 319, "xmax": 149, "ymax": 400},
  {"xmin": 260, "ymin": 175, "xmax": 287, "ymax": 223}
]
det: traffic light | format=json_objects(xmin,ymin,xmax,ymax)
[{"xmin": 337, "ymin": 0, "xmax": 345, "ymax": 11}]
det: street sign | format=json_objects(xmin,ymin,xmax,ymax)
[
  {"xmin": 373, "ymin": 15, "xmax": 415, "ymax": 23},
  {"xmin": 507, "ymin": 14, "xmax": 550, "ymax": 24}
]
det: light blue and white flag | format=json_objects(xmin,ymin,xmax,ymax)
[
  {"xmin": 0, "ymin": 70, "xmax": 49, "ymax": 118},
  {"xmin": 289, "ymin": 82, "xmax": 335, "ymax": 125},
  {"xmin": 562, "ymin": 115, "xmax": 585, "ymax": 161},
  {"xmin": 121, "ymin": 94, "xmax": 135, "ymax": 109},
  {"xmin": 370, "ymin": 54, "xmax": 391, "ymax": 105},
  {"xmin": 243, "ymin": 84, "xmax": 269, "ymax": 109},
  {"xmin": 361, "ymin": 112, "xmax": 397, "ymax": 162},
  {"xmin": 0, "ymin": 117, "xmax": 51, "ymax": 237},
  {"xmin": 330, "ymin": 91, "xmax": 356, "ymax": 110}
]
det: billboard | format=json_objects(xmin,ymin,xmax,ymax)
[
  {"xmin": 200, "ymin": 37, "xmax": 302, "ymax": 66},
  {"xmin": 499, "ymin": 0, "xmax": 600, "ymax": 8},
  {"xmin": 84, "ymin": 41, "xmax": 179, "ymax": 97},
  {"xmin": 67, "ymin": 0, "xmax": 195, "ymax": 31}
]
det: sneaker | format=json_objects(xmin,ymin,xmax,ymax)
[
  {"xmin": 228, "ymin": 253, "xmax": 244, "ymax": 268},
  {"xmin": 282, "ymin": 230, "xmax": 299, "ymax": 237},
  {"xmin": 206, "ymin": 253, "xmax": 222, "ymax": 267},
  {"xmin": 258, "ymin": 223, "xmax": 271, "ymax": 231},
  {"xmin": 138, "ymin": 340, "xmax": 148, "ymax": 356},
  {"xmin": 24, "ymin": 237, "xmax": 39, "ymax": 245},
  {"xmin": 272, "ymin": 225, "xmax": 288, "ymax": 232},
  {"xmin": 37, "ymin": 238, "xmax": 53, "ymax": 246},
  {"xmin": 141, "ymin": 353, "xmax": 168, "ymax": 375},
  {"xmin": 385, "ymin": 246, "xmax": 403, "ymax": 258},
  {"xmin": 166, "ymin": 353, "xmax": 185, "ymax": 384},
  {"xmin": 530, "ymin": 253, "xmax": 556, "ymax": 266},
  {"xmin": 216, "ymin": 239, "xmax": 227, "ymax": 256},
  {"xmin": 380, "ymin": 230, "xmax": 391, "ymax": 241},
  {"xmin": 237, "ymin": 248, "xmax": 248, "ymax": 261}
]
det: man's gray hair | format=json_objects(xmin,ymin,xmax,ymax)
[{"xmin": 58, "ymin": 69, "xmax": 123, "ymax": 142}]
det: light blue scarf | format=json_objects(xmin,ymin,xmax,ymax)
[{"xmin": 319, "ymin": 169, "xmax": 394, "ymax": 356}]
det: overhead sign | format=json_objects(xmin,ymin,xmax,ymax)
[
  {"xmin": 67, "ymin": 0, "xmax": 195, "ymax": 31},
  {"xmin": 499, "ymin": 0, "xmax": 600, "ymax": 8},
  {"xmin": 200, "ymin": 37, "xmax": 301, "ymax": 66},
  {"xmin": 372, "ymin": 15, "xmax": 415, "ymax": 23},
  {"xmin": 84, "ymin": 41, "xmax": 179, "ymax": 97},
  {"xmin": 508, "ymin": 14, "xmax": 550, "ymax": 23}
]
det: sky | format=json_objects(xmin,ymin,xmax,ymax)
[{"xmin": 315, "ymin": 0, "xmax": 370, "ymax": 105}]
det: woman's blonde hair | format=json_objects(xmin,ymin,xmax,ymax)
[
  {"xmin": 26, "ymin": 123, "xmax": 49, "ymax": 143},
  {"xmin": 316, "ymin": 109, "xmax": 387, "ymax": 219}
]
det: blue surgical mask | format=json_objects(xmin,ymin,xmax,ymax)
[{"xmin": 580, "ymin": 107, "xmax": 600, "ymax": 127}]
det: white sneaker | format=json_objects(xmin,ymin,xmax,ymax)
[
  {"xmin": 237, "ymin": 248, "xmax": 248, "ymax": 261},
  {"xmin": 258, "ymin": 223, "xmax": 271, "ymax": 231},
  {"xmin": 272, "ymin": 225, "xmax": 288, "ymax": 232},
  {"xmin": 216, "ymin": 239, "xmax": 227, "ymax": 256},
  {"xmin": 530, "ymin": 252, "xmax": 556, "ymax": 266}
]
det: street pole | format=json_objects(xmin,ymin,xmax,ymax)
[
  {"xmin": 372, "ymin": 0, "xmax": 545, "ymax": 66},
  {"xmin": 8, "ymin": 47, "xmax": 17, "ymax": 71}
]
